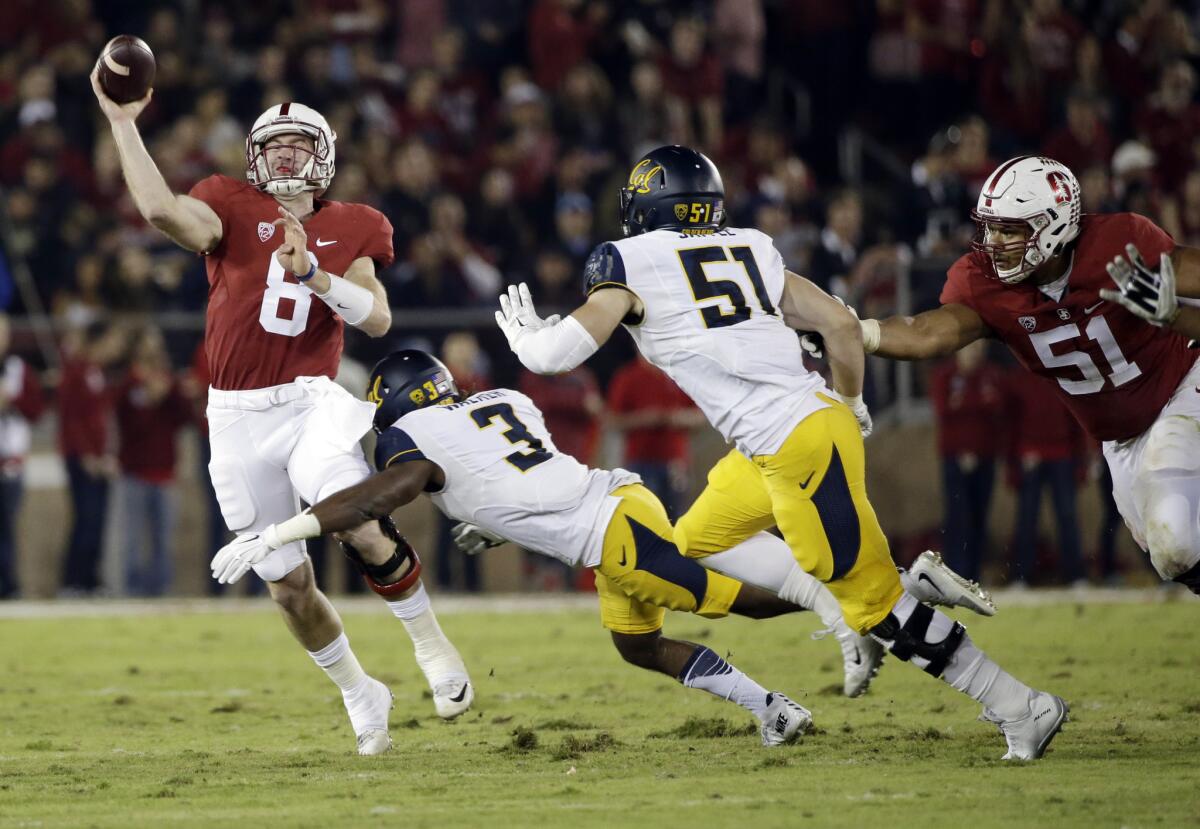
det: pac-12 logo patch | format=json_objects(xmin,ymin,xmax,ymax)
[
  {"xmin": 1019, "ymin": 315, "xmax": 1037, "ymax": 332},
  {"xmin": 1057, "ymin": 308, "xmax": 1071, "ymax": 320},
  {"xmin": 258, "ymin": 221, "xmax": 276, "ymax": 243}
]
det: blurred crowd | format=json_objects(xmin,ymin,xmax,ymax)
[{"xmin": 0, "ymin": 0, "xmax": 1197, "ymax": 596}]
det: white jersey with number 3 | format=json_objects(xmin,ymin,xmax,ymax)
[
  {"xmin": 586, "ymin": 227, "xmax": 831, "ymax": 456},
  {"xmin": 380, "ymin": 389, "xmax": 638, "ymax": 568}
]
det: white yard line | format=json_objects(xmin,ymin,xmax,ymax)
[{"xmin": 0, "ymin": 587, "xmax": 1192, "ymax": 620}]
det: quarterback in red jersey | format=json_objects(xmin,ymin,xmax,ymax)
[
  {"xmin": 91, "ymin": 68, "xmax": 472, "ymax": 754},
  {"xmin": 855, "ymin": 155, "xmax": 1200, "ymax": 592}
]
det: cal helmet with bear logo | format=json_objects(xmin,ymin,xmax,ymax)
[
  {"xmin": 619, "ymin": 145, "xmax": 725, "ymax": 237},
  {"xmin": 366, "ymin": 350, "xmax": 461, "ymax": 434},
  {"xmin": 245, "ymin": 102, "xmax": 336, "ymax": 197},
  {"xmin": 971, "ymin": 156, "xmax": 1082, "ymax": 284}
]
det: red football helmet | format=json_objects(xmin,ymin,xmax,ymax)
[{"xmin": 970, "ymin": 156, "xmax": 1082, "ymax": 283}]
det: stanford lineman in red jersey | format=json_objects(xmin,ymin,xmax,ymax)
[
  {"xmin": 92, "ymin": 69, "xmax": 472, "ymax": 755},
  {"xmin": 851, "ymin": 156, "xmax": 1200, "ymax": 593}
]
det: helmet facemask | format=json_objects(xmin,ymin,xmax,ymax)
[
  {"xmin": 245, "ymin": 106, "xmax": 336, "ymax": 197},
  {"xmin": 970, "ymin": 212, "xmax": 1049, "ymax": 284}
]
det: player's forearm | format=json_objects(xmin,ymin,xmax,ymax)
[
  {"xmin": 304, "ymin": 269, "xmax": 390, "ymax": 336},
  {"xmin": 292, "ymin": 477, "xmax": 420, "ymax": 541},
  {"xmin": 1168, "ymin": 305, "xmax": 1200, "ymax": 341},
  {"xmin": 109, "ymin": 120, "xmax": 179, "ymax": 225},
  {"xmin": 822, "ymin": 320, "xmax": 866, "ymax": 398},
  {"xmin": 875, "ymin": 315, "xmax": 959, "ymax": 360}
]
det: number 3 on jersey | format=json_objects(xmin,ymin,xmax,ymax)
[
  {"xmin": 677, "ymin": 245, "xmax": 776, "ymax": 328},
  {"xmin": 1030, "ymin": 315, "xmax": 1141, "ymax": 395},
  {"xmin": 471, "ymin": 403, "xmax": 553, "ymax": 471},
  {"xmin": 259, "ymin": 256, "xmax": 314, "ymax": 336}
]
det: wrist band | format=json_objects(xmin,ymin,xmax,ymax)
[{"xmin": 296, "ymin": 256, "xmax": 318, "ymax": 282}]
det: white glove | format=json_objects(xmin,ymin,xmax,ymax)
[
  {"xmin": 495, "ymin": 283, "xmax": 561, "ymax": 350},
  {"xmin": 837, "ymin": 393, "xmax": 873, "ymax": 438},
  {"xmin": 1099, "ymin": 243, "xmax": 1180, "ymax": 326},
  {"xmin": 451, "ymin": 522, "xmax": 508, "ymax": 556},
  {"xmin": 211, "ymin": 526, "xmax": 281, "ymax": 585},
  {"xmin": 798, "ymin": 296, "xmax": 859, "ymax": 360}
]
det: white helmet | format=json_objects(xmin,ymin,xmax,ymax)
[
  {"xmin": 245, "ymin": 102, "xmax": 336, "ymax": 197},
  {"xmin": 970, "ymin": 155, "xmax": 1081, "ymax": 283}
]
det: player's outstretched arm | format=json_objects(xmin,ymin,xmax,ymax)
[
  {"xmin": 496, "ymin": 282, "xmax": 634, "ymax": 374},
  {"xmin": 90, "ymin": 65, "xmax": 221, "ymax": 254},
  {"xmin": 872, "ymin": 304, "xmax": 988, "ymax": 360},
  {"xmin": 210, "ymin": 460, "xmax": 442, "ymax": 584}
]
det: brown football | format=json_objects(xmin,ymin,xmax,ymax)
[{"xmin": 97, "ymin": 35, "xmax": 156, "ymax": 104}]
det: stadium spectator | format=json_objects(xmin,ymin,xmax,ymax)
[
  {"xmin": 0, "ymin": 313, "xmax": 45, "ymax": 599},
  {"xmin": 606, "ymin": 353, "xmax": 703, "ymax": 519},
  {"xmin": 57, "ymin": 320, "xmax": 124, "ymax": 596},
  {"xmin": 1135, "ymin": 60, "xmax": 1200, "ymax": 192},
  {"xmin": 113, "ymin": 326, "xmax": 193, "ymax": 597},
  {"xmin": 1005, "ymin": 372, "xmax": 1089, "ymax": 587},
  {"xmin": 928, "ymin": 340, "xmax": 1006, "ymax": 584}
]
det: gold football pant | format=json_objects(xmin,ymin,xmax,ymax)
[
  {"xmin": 674, "ymin": 398, "xmax": 903, "ymax": 633},
  {"xmin": 595, "ymin": 484, "xmax": 742, "ymax": 634}
]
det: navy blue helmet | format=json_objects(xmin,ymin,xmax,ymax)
[
  {"xmin": 366, "ymin": 350, "xmax": 460, "ymax": 433},
  {"xmin": 619, "ymin": 145, "xmax": 725, "ymax": 236}
]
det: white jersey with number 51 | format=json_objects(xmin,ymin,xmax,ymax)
[{"xmin": 584, "ymin": 227, "xmax": 831, "ymax": 456}]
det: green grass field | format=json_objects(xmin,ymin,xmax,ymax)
[{"xmin": 1, "ymin": 595, "xmax": 1197, "ymax": 828}]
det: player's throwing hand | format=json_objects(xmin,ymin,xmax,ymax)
[
  {"xmin": 273, "ymin": 207, "xmax": 313, "ymax": 276},
  {"xmin": 1100, "ymin": 243, "xmax": 1180, "ymax": 326},
  {"xmin": 89, "ymin": 62, "xmax": 152, "ymax": 123}
]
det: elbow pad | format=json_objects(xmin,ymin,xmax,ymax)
[
  {"xmin": 514, "ymin": 315, "xmax": 600, "ymax": 374},
  {"xmin": 314, "ymin": 276, "xmax": 375, "ymax": 327}
]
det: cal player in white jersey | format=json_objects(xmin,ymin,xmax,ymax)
[
  {"xmin": 209, "ymin": 350, "xmax": 878, "ymax": 746},
  {"xmin": 495, "ymin": 145, "xmax": 1066, "ymax": 760}
]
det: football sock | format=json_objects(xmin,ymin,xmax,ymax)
[
  {"xmin": 677, "ymin": 645, "xmax": 770, "ymax": 719},
  {"xmin": 308, "ymin": 632, "xmax": 367, "ymax": 694},
  {"xmin": 888, "ymin": 593, "xmax": 1032, "ymax": 721},
  {"xmin": 780, "ymin": 567, "xmax": 843, "ymax": 628},
  {"xmin": 386, "ymin": 583, "xmax": 468, "ymax": 685}
]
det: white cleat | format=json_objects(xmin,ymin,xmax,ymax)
[
  {"xmin": 760, "ymin": 692, "xmax": 813, "ymax": 747},
  {"xmin": 902, "ymin": 551, "xmax": 996, "ymax": 616},
  {"xmin": 814, "ymin": 620, "xmax": 885, "ymax": 698},
  {"xmin": 432, "ymin": 677, "xmax": 474, "ymax": 720},
  {"xmin": 981, "ymin": 691, "xmax": 1069, "ymax": 761},
  {"xmin": 346, "ymin": 677, "xmax": 394, "ymax": 756}
]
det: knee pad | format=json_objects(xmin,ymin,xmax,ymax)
[
  {"xmin": 871, "ymin": 601, "xmax": 966, "ymax": 678},
  {"xmin": 340, "ymin": 516, "xmax": 423, "ymax": 597}
]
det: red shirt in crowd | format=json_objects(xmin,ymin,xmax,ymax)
[
  {"xmin": 114, "ymin": 370, "xmax": 193, "ymax": 484},
  {"xmin": 519, "ymin": 367, "xmax": 600, "ymax": 465},
  {"xmin": 929, "ymin": 357, "xmax": 1008, "ymax": 458},
  {"xmin": 57, "ymin": 355, "xmax": 110, "ymax": 458},
  {"xmin": 607, "ymin": 358, "xmax": 697, "ymax": 465}
]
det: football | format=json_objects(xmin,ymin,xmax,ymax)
[{"xmin": 97, "ymin": 35, "xmax": 155, "ymax": 104}]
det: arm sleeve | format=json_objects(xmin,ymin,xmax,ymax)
[
  {"xmin": 360, "ymin": 208, "xmax": 395, "ymax": 270},
  {"xmin": 1127, "ymin": 212, "xmax": 1176, "ymax": 266},
  {"xmin": 187, "ymin": 175, "xmax": 233, "ymax": 245},
  {"xmin": 373, "ymin": 427, "xmax": 427, "ymax": 471}
]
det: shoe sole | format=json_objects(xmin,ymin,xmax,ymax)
[{"xmin": 915, "ymin": 552, "xmax": 996, "ymax": 617}]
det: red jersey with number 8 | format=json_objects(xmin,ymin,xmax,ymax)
[
  {"xmin": 940, "ymin": 212, "xmax": 1197, "ymax": 442},
  {"xmin": 188, "ymin": 175, "xmax": 394, "ymax": 390}
]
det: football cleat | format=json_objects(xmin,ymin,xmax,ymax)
[
  {"xmin": 901, "ymin": 551, "xmax": 996, "ymax": 617},
  {"xmin": 981, "ymin": 691, "xmax": 1069, "ymax": 761},
  {"xmin": 433, "ymin": 677, "xmax": 474, "ymax": 720},
  {"xmin": 346, "ymin": 677, "xmax": 394, "ymax": 756},
  {"xmin": 760, "ymin": 692, "xmax": 813, "ymax": 747},
  {"xmin": 813, "ymin": 620, "xmax": 885, "ymax": 698}
]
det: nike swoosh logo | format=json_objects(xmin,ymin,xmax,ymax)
[
  {"xmin": 916, "ymin": 572, "xmax": 945, "ymax": 596},
  {"xmin": 1084, "ymin": 300, "xmax": 1104, "ymax": 314},
  {"xmin": 618, "ymin": 547, "xmax": 628, "ymax": 567},
  {"xmin": 315, "ymin": 238, "xmax": 337, "ymax": 247},
  {"xmin": 798, "ymin": 471, "xmax": 815, "ymax": 490},
  {"xmin": 449, "ymin": 683, "xmax": 470, "ymax": 703},
  {"xmin": 336, "ymin": 303, "xmax": 351, "ymax": 310}
]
